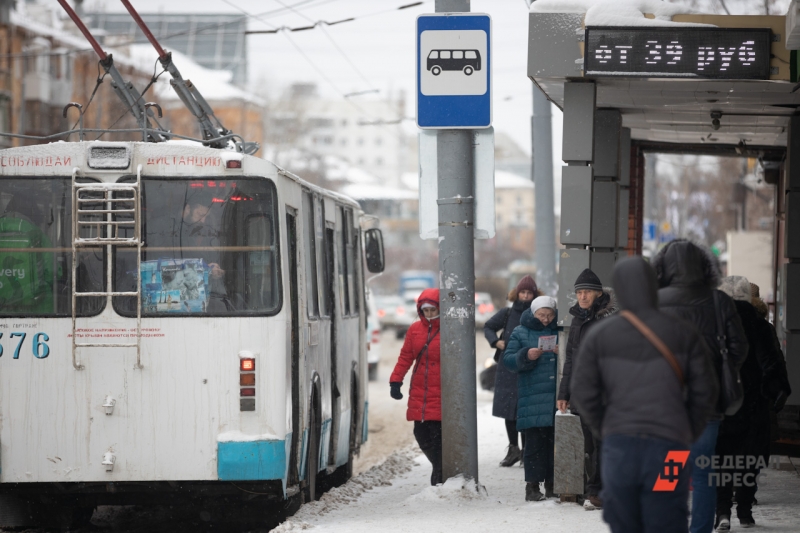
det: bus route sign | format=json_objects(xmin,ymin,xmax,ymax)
[{"xmin": 416, "ymin": 13, "xmax": 492, "ymax": 129}]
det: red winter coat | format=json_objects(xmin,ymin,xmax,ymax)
[{"xmin": 390, "ymin": 288, "xmax": 441, "ymax": 422}]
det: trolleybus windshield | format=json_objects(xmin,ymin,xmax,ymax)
[
  {"xmin": 0, "ymin": 178, "xmax": 105, "ymax": 317},
  {"xmin": 113, "ymin": 177, "xmax": 281, "ymax": 317}
]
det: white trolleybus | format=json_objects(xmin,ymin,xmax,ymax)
[
  {"xmin": 0, "ymin": 139, "xmax": 385, "ymax": 525},
  {"xmin": 0, "ymin": 3, "xmax": 386, "ymax": 527}
]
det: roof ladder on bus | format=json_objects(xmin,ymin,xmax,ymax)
[{"xmin": 71, "ymin": 166, "xmax": 143, "ymax": 370}]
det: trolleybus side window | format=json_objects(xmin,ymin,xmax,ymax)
[
  {"xmin": 337, "ymin": 206, "xmax": 350, "ymax": 316},
  {"xmin": 343, "ymin": 207, "xmax": 356, "ymax": 317},
  {"xmin": 315, "ymin": 196, "xmax": 330, "ymax": 318},
  {"xmin": 0, "ymin": 178, "xmax": 105, "ymax": 317},
  {"xmin": 353, "ymin": 227, "xmax": 362, "ymax": 315},
  {"xmin": 303, "ymin": 191, "xmax": 319, "ymax": 318},
  {"xmin": 112, "ymin": 177, "xmax": 281, "ymax": 317}
]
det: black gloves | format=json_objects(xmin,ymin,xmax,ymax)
[{"xmin": 390, "ymin": 382, "xmax": 403, "ymax": 400}]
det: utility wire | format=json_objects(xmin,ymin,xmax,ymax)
[
  {"xmin": 243, "ymin": 1, "xmax": 429, "ymax": 34},
  {"xmin": 1, "ymin": 1, "xmax": 429, "ymax": 61},
  {"xmin": 270, "ymin": 0, "xmax": 377, "ymax": 91},
  {"xmin": 223, "ymin": 0, "xmax": 401, "ymax": 126}
]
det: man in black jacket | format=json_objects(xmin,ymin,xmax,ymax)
[
  {"xmin": 558, "ymin": 268, "xmax": 618, "ymax": 508},
  {"xmin": 652, "ymin": 240, "xmax": 748, "ymax": 533},
  {"xmin": 571, "ymin": 256, "xmax": 717, "ymax": 533}
]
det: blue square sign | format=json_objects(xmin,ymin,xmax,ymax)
[{"xmin": 416, "ymin": 13, "xmax": 491, "ymax": 129}]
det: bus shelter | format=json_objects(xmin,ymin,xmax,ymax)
[{"xmin": 527, "ymin": 2, "xmax": 800, "ymax": 476}]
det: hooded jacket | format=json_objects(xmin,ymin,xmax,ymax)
[
  {"xmin": 483, "ymin": 294, "xmax": 537, "ymax": 420},
  {"xmin": 570, "ymin": 257, "xmax": 718, "ymax": 446},
  {"xmin": 558, "ymin": 289, "xmax": 618, "ymax": 402},
  {"xmin": 390, "ymin": 288, "xmax": 441, "ymax": 421},
  {"xmin": 652, "ymin": 240, "xmax": 749, "ymax": 416},
  {"xmin": 503, "ymin": 308, "xmax": 560, "ymax": 430}
]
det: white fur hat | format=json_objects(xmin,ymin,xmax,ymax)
[
  {"xmin": 530, "ymin": 296, "xmax": 557, "ymax": 314},
  {"xmin": 719, "ymin": 275, "xmax": 751, "ymax": 302}
]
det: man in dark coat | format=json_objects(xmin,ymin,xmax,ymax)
[
  {"xmin": 652, "ymin": 240, "xmax": 748, "ymax": 533},
  {"xmin": 558, "ymin": 268, "xmax": 618, "ymax": 508},
  {"xmin": 571, "ymin": 256, "xmax": 717, "ymax": 533},
  {"xmin": 483, "ymin": 274, "xmax": 539, "ymax": 466},
  {"xmin": 715, "ymin": 276, "xmax": 789, "ymax": 530}
]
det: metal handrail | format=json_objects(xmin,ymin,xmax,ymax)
[{"xmin": 71, "ymin": 165, "xmax": 144, "ymax": 370}]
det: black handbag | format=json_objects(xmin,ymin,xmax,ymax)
[
  {"xmin": 713, "ymin": 291, "xmax": 744, "ymax": 416},
  {"xmin": 480, "ymin": 363, "xmax": 497, "ymax": 391}
]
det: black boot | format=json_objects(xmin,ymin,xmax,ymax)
[
  {"xmin": 738, "ymin": 510, "xmax": 755, "ymax": 528},
  {"xmin": 544, "ymin": 480, "xmax": 556, "ymax": 498},
  {"xmin": 525, "ymin": 482, "xmax": 546, "ymax": 502},
  {"xmin": 499, "ymin": 444, "xmax": 521, "ymax": 467}
]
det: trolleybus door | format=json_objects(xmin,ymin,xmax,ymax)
[
  {"xmin": 285, "ymin": 209, "xmax": 302, "ymax": 485},
  {"xmin": 301, "ymin": 191, "xmax": 331, "ymax": 471}
]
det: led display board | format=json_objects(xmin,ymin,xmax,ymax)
[{"xmin": 584, "ymin": 27, "xmax": 772, "ymax": 79}]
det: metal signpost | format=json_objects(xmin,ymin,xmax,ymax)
[{"xmin": 417, "ymin": 0, "xmax": 491, "ymax": 484}]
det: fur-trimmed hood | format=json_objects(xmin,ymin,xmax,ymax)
[
  {"xmin": 596, "ymin": 287, "xmax": 619, "ymax": 319},
  {"xmin": 720, "ymin": 275, "xmax": 751, "ymax": 302},
  {"xmin": 652, "ymin": 239, "xmax": 721, "ymax": 289}
]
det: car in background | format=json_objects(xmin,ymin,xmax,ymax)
[
  {"xmin": 366, "ymin": 289, "xmax": 382, "ymax": 381},
  {"xmin": 475, "ymin": 292, "xmax": 496, "ymax": 328},
  {"xmin": 374, "ymin": 294, "xmax": 416, "ymax": 339}
]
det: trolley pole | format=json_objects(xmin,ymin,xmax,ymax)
[{"xmin": 435, "ymin": 0, "xmax": 479, "ymax": 485}]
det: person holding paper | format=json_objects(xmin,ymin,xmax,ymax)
[
  {"xmin": 503, "ymin": 296, "xmax": 560, "ymax": 502},
  {"xmin": 483, "ymin": 274, "xmax": 541, "ymax": 467}
]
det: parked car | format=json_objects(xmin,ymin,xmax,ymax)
[
  {"xmin": 366, "ymin": 289, "xmax": 382, "ymax": 381},
  {"xmin": 374, "ymin": 294, "xmax": 415, "ymax": 339},
  {"xmin": 475, "ymin": 292, "xmax": 496, "ymax": 328}
]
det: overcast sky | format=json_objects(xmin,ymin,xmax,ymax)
[
  {"xmin": 50, "ymin": 0, "xmax": 793, "ymax": 164},
  {"xmin": 54, "ymin": 0, "xmax": 552, "ymax": 158}
]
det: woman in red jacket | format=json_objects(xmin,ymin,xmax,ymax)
[{"xmin": 389, "ymin": 287, "xmax": 442, "ymax": 485}]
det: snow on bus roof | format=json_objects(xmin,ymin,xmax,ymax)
[{"xmin": 530, "ymin": 0, "xmax": 708, "ymax": 27}]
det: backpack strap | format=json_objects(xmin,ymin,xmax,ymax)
[
  {"xmin": 620, "ymin": 310, "xmax": 685, "ymax": 387},
  {"xmin": 501, "ymin": 307, "xmax": 512, "ymax": 337}
]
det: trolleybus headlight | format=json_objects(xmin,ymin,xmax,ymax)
[
  {"xmin": 226, "ymin": 160, "xmax": 242, "ymax": 169},
  {"xmin": 240, "ymin": 358, "xmax": 255, "ymax": 371},
  {"xmin": 240, "ymin": 388, "xmax": 256, "ymax": 397},
  {"xmin": 240, "ymin": 373, "xmax": 256, "ymax": 386}
]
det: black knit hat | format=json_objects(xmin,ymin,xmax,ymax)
[{"xmin": 574, "ymin": 268, "xmax": 602, "ymax": 292}]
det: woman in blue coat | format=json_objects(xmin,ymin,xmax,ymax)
[{"xmin": 503, "ymin": 296, "xmax": 560, "ymax": 502}]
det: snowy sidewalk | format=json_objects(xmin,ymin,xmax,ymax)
[
  {"xmin": 275, "ymin": 396, "xmax": 800, "ymax": 533},
  {"xmin": 275, "ymin": 400, "xmax": 609, "ymax": 533}
]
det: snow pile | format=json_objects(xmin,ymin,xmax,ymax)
[
  {"xmin": 271, "ymin": 446, "xmax": 419, "ymax": 532},
  {"xmin": 407, "ymin": 474, "xmax": 488, "ymax": 504},
  {"xmin": 530, "ymin": 0, "xmax": 709, "ymax": 27}
]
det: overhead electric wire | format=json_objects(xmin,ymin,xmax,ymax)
[
  {"xmin": 0, "ymin": 0, "xmax": 430, "ymax": 61},
  {"xmin": 271, "ymin": 0, "xmax": 377, "ymax": 91},
  {"xmin": 243, "ymin": 0, "xmax": 430, "ymax": 34},
  {"xmin": 222, "ymin": 0, "xmax": 404, "ymax": 127}
]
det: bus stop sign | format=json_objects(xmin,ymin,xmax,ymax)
[{"xmin": 416, "ymin": 13, "xmax": 491, "ymax": 129}]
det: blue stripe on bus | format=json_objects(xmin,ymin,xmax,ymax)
[{"xmin": 217, "ymin": 440, "xmax": 286, "ymax": 481}]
